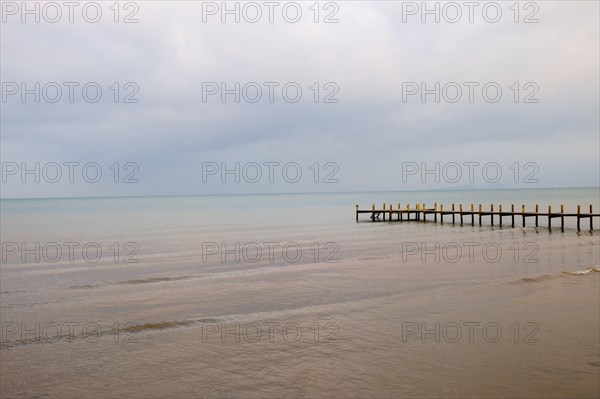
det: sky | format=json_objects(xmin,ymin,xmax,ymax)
[{"xmin": 1, "ymin": 0, "xmax": 599, "ymax": 198}]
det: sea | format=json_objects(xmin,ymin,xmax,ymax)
[{"xmin": 1, "ymin": 188, "xmax": 599, "ymax": 398}]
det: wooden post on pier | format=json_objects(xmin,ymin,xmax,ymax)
[
  {"xmin": 397, "ymin": 203, "xmax": 401, "ymax": 221},
  {"xmin": 383, "ymin": 203, "xmax": 386, "ymax": 221},
  {"xmin": 560, "ymin": 204, "xmax": 565, "ymax": 231},
  {"xmin": 471, "ymin": 204, "xmax": 475, "ymax": 226},
  {"xmin": 389, "ymin": 204, "xmax": 393, "ymax": 222},
  {"xmin": 423, "ymin": 203, "xmax": 426, "ymax": 223},
  {"xmin": 590, "ymin": 205, "xmax": 594, "ymax": 231},
  {"xmin": 434, "ymin": 203, "xmax": 438, "ymax": 223},
  {"xmin": 460, "ymin": 204, "xmax": 463, "ymax": 226},
  {"xmin": 440, "ymin": 204, "xmax": 444, "ymax": 224},
  {"xmin": 577, "ymin": 205, "xmax": 581, "ymax": 231},
  {"xmin": 522, "ymin": 205, "xmax": 526, "ymax": 227},
  {"xmin": 511, "ymin": 204, "xmax": 515, "ymax": 228},
  {"xmin": 535, "ymin": 204, "xmax": 539, "ymax": 227},
  {"xmin": 416, "ymin": 203, "xmax": 420, "ymax": 221},
  {"xmin": 371, "ymin": 204, "xmax": 375, "ymax": 221},
  {"xmin": 548, "ymin": 205, "xmax": 552, "ymax": 230},
  {"xmin": 478, "ymin": 204, "xmax": 482, "ymax": 226},
  {"xmin": 452, "ymin": 204, "xmax": 455, "ymax": 224},
  {"xmin": 356, "ymin": 204, "xmax": 359, "ymax": 222},
  {"xmin": 491, "ymin": 204, "xmax": 494, "ymax": 226},
  {"xmin": 406, "ymin": 204, "xmax": 410, "ymax": 221},
  {"xmin": 499, "ymin": 204, "xmax": 503, "ymax": 227}
]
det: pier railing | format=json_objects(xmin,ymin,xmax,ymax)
[{"xmin": 356, "ymin": 203, "xmax": 599, "ymax": 231}]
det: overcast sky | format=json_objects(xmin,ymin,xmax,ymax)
[{"xmin": 1, "ymin": 1, "xmax": 598, "ymax": 198}]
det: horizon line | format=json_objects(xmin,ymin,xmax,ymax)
[{"xmin": 1, "ymin": 186, "xmax": 600, "ymax": 201}]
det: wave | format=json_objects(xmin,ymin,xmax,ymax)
[
  {"xmin": 515, "ymin": 274, "xmax": 556, "ymax": 284},
  {"xmin": 512, "ymin": 266, "xmax": 599, "ymax": 285},
  {"xmin": 68, "ymin": 263, "xmax": 311, "ymax": 290},
  {"xmin": 116, "ymin": 275, "xmax": 193, "ymax": 285},
  {"xmin": 69, "ymin": 275, "xmax": 193, "ymax": 289},
  {"xmin": 122, "ymin": 318, "xmax": 220, "ymax": 333},
  {"xmin": 561, "ymin": 267, "xmax": 600, "ymax": 276},
  {"xmin": 0, "ymin": 317, "xmax": 222, "ymax": 349}
]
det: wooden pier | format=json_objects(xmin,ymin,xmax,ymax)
[{"xmin": 356, "ymin": 203, "xmax": 599, "ymax": 232}]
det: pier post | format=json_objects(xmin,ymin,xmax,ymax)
[
  {"xmin": 577, "ymin": 205, "xmax": 581, "ymax": 231},
  {"xmin": 406, "ymin": 204, "xmax": 410, "ymax": 221},
  {"xmin": 460, "ymin": 204, "xmax": 463, "ymax": 226},
  {"xmin": 478, "ymin": 204, "xmax": 482, "ymax": 226},
  {"xmin": 491, "ymin": 204, "xmax": 494, "ymax": 226},
  {"xmin": 560, "ymin": 204, "xmax": 564, "ymax": 231},
  {"xmin": 452, "ymin": 204, "xmax": 455, "ymax": 224},
  {"xmin": 471, "ymin": 204, "xmax": 475, "ymax": 226},
  {"xmin": 356, "ymin": 204, "xmax": 359, "ymax": 222},
  {"xmin": 371, "ymin": 204, "xmax": 375, "ymax": 221},
  {"xmin": 535, "ymin": 204, "xmax": 539, "ymax": 227},
  {"xmin": 590, "ymin": 205, "xmax": 594, "ymax": 231},
  {"xmin": 423, "ymin": 203, "xmax": 426, "ymax": 223},
  {"xmin": 434, "ymin": 203, "xmax": 437, "ymax": 223},
  {"xmin": 511, "ymin": 204, "xmax": 515, "ymax": 228},
  {"xmin": 398, "ymin": 203, "xmax": 401, "ymax": 221},
  {"xmin": 499, "ymin": 204, "xmax": 503, "ymax": 227},
  {"xmin": 440, "ymin": 204, "xmax": 444, "ymax": 224},
  {"xmin": 383, "ymin": 203, "xmax": 386, "ymax": 221},
  {"xmin": 522, "ymin": 205, "xmax": 526, "ymax": 227},
  {"xmin": 548, "ymin": 205, "xmax": 552, "ymax": 230}
]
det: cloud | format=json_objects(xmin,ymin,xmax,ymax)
[{"xmin": 1, "ymin": 1, "xmax": 598, "ymax": 197}]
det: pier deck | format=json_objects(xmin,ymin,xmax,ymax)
[{"xmin": 356, "ymin": 203, "xmax": 599, "ymax": 231}]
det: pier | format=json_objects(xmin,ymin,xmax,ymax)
[{"xmin": 356, "ymin": 203, "xmax": 599, "ymax": 232}]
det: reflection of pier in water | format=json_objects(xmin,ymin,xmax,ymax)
[{"xmin": 356, "ymin": 203, "xmax": 599, "ymax": 232}]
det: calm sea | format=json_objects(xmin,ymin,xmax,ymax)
[{"xmin": 1, "ymin": 188, "xmax": 599, "ymax": 398}]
